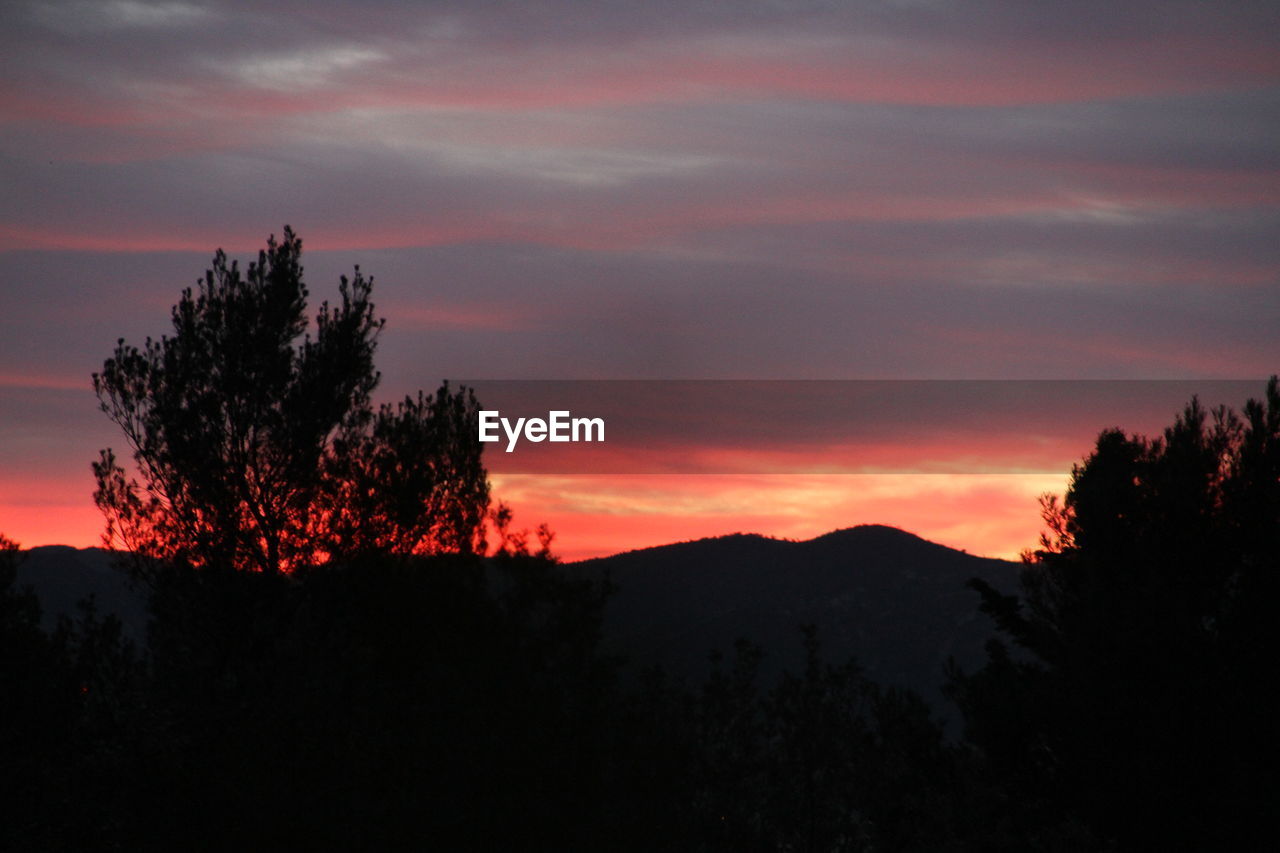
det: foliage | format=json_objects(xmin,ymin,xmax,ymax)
[
  {"xmin": 0, "ymin": 536, "xmax": 62, "ymax": 842},
  {"xmin": 614, "ymin": 628, "xmax": 979, "ymax": 852},
  {"xmin": 1, "ymin": 537, "xmax": 141, "ymax": 852},
  {"xmin": 6, "ymin": 532, "xmax": 983, "ymax": 850},
  {"xmin": 952, "ymin": 378, "xmax": 1280, "ymax": 850},
  {"xmin": 92, "ymin": 227, "xmax": 489, "ymax": 576},
  {"xmin": 91, "ymin": 550, "xmax": 618, "ymax": 850}
]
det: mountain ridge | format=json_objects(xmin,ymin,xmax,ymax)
[
  {"xmin": 570, "ymin": 524, "xmax": 1018, "ymax": 728},
  {"xmin": 15, "ymin": 525, "xmax": 1019, "ymax": 728}
]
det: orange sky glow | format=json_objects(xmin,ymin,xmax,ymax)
[
  {"xmin": 2, "ymin": 1, "xmax": 1276, "ymax": 564},
  {"xmin": 1, "ymin": 470, "xmax": 1065, "ymax": 563}
]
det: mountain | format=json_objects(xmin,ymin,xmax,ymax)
[
  {"xmin": 15, "ymin": 526, "xmax": 1020, "ymax": 727},
  {"xmin": 571, "ymin": 525, "xmax": 1020, "ymax": 726},
  {"xmin": 15, "ymin": 545, "xmax": 146, "ymax": 641}
]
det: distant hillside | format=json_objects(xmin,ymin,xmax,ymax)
[
  {"xmin": 15, "ymin": 545, "xmax": 146, "ymax": 641},
  {"xmin": 16, "ymin": 526, "xmax": 1021, "ymax": 727},
  {"xmin": 571, "ymin": 525, "xmax": 1020, "ymax": 726}
]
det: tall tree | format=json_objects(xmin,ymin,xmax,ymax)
[
  {"xmin": 93, "ymin": 227, "xmax": 489, "ymax": 576},
  {"xmin": 952, "ymin": 378, "xmax": 1280, "ymax": 850}
]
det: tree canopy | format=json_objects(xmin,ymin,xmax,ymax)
[
  {"xmin": 952, "ymin": 378, "xmax": 1280, "ymax": 850},
  {"xmin": 92, "ymin": 227, "xmax": 489, "ymax": 576}
]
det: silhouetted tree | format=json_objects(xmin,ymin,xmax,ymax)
[
  {"xmin": 1, "ymin": 536, "xmax": 141, "ymax": 852},
  {"xmin": 92, "ymin": 227, "xmax": 489, "ymax": 576},
  {"xmin": 952, "ymin": 378, "xmax": 1280, "ymax": 850},
  {"xmin": 630, "ymin": 628, "xmax": 976, "ymax": 852},
  {"xmin": 0, "ymin": 534, "xmax": 69, "ymax": 848},
  {"xmin": 114, "ymin": 547, "xmax": 619, "ymax": 850}
]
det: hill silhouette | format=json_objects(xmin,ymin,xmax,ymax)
[
  {"xmin": 573, "ymin": 524, "xmax": 1018, "ymax": 722},
  {"xmin": 18, "ymin": 526, "xmax": 1016, "ymax": 725},
  {"xmin": 15, "ymin": 545, "xmax": 144, "ymax": 641}
]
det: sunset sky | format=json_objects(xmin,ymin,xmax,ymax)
[{"xmin": 2, "ymin": 1, "xmax": 1277, "ymax": 560}]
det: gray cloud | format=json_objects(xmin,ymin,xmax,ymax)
[{"xmin": 2, "ymin": 2, "xmax": 1277, "ymax": 476}]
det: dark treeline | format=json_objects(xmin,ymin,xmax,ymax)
[
  {"xmin": 1, "ymin": 538, "xmax": 1015, "ymax": 852},
  {"xmin": 11, "ymin": 386, "xmax": 1279, "ymax": 850},
  {"xmin": 4, "ymin": 231, "xmax": 1277, "ymax": 850},
  {"xmin": 950, "ymin": 378, "xmax": 1280, "ymax": 852}
]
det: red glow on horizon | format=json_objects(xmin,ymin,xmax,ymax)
[
  {"xmin": 1, "ymin": 502, "xmax": 105, "ymax": 551},
  {"xmin": 492, "ymin": 473, "xmax": 1062, "ymax": 563},
  {"xmin": 3, "ymin": 471, "xmax": 1062, "ymax": 564}
]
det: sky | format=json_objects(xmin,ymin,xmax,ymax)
[{"xmin": 2, "ymin": 1, "xmax": 1278, "ymax": 560}]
